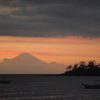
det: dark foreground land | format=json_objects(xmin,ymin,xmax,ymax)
[{"xmin": 63, "ymin": 61, "xmax": 100, "ymax": 76}]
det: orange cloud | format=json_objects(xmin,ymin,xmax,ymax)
[
  {"xmin": 0, "ymin": 7, "xmax": 19, "ymax": 15},
  {"xmin": 0, "ymin": 36, "xmax": 100, "ymax": 44},
  {"xmin": 0, "ymin": 36, "xmax": 100, "ymax": 64}
]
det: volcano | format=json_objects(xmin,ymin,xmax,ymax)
[{"xmin": 0, "ymin": 53, "xmax": 66, "ymax": 74}]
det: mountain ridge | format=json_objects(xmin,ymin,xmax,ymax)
[
  {"xmin": 12, "ymin": 53, "xmax": 47, "ymax": 64},
  {"xmin": 0, "ymin": 53, "xmax": 66, "ymax": 74}
]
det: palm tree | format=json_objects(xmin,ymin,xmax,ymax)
[
  {"xmin": 79, "ymin": 61, "xmax": 86, "ymax": 68},
  {"xmin": 66, "ymin": 65, "xmax": 73, "ymax": 71},
  {"xmin": 87, "ymin": 61, "xmax": 96, "ymax": 68},
  {"xmin": 73, "ymin": 64, "xmax": 78, "ymax": 69}
]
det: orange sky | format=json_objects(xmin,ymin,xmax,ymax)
[{"xmin": 0, "ymin": 36, "xmax": 100, "ymax": 64}]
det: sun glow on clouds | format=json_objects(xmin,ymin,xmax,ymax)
[
  {"xmin": 0, "ymin": 6, "xmax": 19, "ymax": 15},
  {"xmin": 0, "ymin": 36, "xmax": 100, "ymax": 64}
]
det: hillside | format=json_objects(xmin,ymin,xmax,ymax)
[
  {"xmin": 63, "ymin": 61, "xmax": 100, "ymax": 76},
  {"xmin": 0, "ymin": 53, "xmax": 66, "ymax": 74}
]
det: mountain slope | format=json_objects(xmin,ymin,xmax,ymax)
[
  {"xmin": 0, "ymin": 53, "xmax": 66, "ymax": 74},
  {"xmin": 12, "ymin": 53, "xmax": 47, "ymax": 64}
]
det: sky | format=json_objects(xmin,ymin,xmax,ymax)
[{"xmin": 0, "ymin": 0, "xmax": 100, "ymax": 65}]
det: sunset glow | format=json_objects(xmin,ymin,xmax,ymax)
[
  {"xmin": 0, "ymin": 36, "xmax": 100, "ymax": 64},
  {"xmin": 0, "ymin": 0, "xmax": 100, "ymax": 74}
]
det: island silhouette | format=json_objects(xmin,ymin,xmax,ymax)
[{"xmin": 63, "ymin": 61, "xmax": 100, "ymax": 76}]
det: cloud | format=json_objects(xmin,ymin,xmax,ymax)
[
  {"xmin": 0, "ymin": 0, "xmax": 100, "ymax": 37},
  {"xmin": 0, "ymin": 36, "xmax": 100, "ymax": 45},
  {"xmin": 0, "ymin": 6, "xmax": 19, "ymax": 15}
]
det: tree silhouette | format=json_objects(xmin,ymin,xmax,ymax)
[
  {"xmin": 79, "ymin": 61, "xmax": 86, "ymax": 68},
  {"xmin": 87, "ymin": 61, "xmax": 96, "ymax": 68},
  {"xmin": 63, "ymin": 60, "xmax": 100, "ymax": 76},
  {"xmin": 66, "ymin": 65, "xmax": 73, "ymax": 71},
  {"xmin": 73, "ymin": 64, "xmax": 78, "ymax": 69}
]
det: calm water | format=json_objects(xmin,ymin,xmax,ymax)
[{"xmin": 0, "ymin": 75, "xmax": 100, "ymax": 100}]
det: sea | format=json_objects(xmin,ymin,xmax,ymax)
[{"xmin": 0, "ymin": 75, "xmax": 100, "ymax": 100}]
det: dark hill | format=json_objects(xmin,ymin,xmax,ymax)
[{"xmin": 63, "ymin": 61, "xmax": 100, "ymax": 76}]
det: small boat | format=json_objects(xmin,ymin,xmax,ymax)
[
  {"xmin": 82, "ymin": 83, "xmax": 100, "ymax": 89},
  {"xmin": 0, "ymin": 80, "xmax": 11, "ymax": 84}
]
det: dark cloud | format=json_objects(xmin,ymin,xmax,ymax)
[{"xmin": 0, "ymin": 0, "xmax": 100, "ymax": 37}]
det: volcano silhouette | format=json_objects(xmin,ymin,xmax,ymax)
[
  {"xmin": 0, "ymin": 53, "xmax": 66, "ymax": 74},
  {"xmin": 12, "ymin": 53, "xmax": 47, "ymax": 65}
]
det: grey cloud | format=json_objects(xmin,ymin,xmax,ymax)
[{"xmin": 0, "ymin": 0, "xmax": 100, "ymax": 37}]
